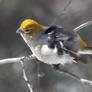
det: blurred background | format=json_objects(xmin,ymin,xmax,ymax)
[{"xmin": 0, "ymin": 0, "xmax": 92, "ymax": 92}]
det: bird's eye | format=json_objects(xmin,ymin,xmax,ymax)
[{"xmin": 24, "ymin": 29, "xmax": 30, "ymax": 33}]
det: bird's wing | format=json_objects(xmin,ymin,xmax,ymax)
[
  {"xmin": 41, "ymin": 26, "xmax": 79, "ymax": 51},
  {"xmin": 67, "ymin": 29, "xmax": 92, "ymax": 50},
  {"xmin": 67, "ymin": 29, "xmax": 92, "ymax": 63},
  {"xmin": 41, "ymin": 26, "xmax": 91, "ymax": 64}
]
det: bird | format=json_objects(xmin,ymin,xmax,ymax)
[{"xmin": 16, "ymin": 19, "xmax": 92, "ymax": 66}]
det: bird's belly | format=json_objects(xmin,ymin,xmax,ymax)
[
  {"xmin": 32, "ymin": 45, "xmax": 75, "ymax": 65},
  {"xmin": 26, "ymin": 39, "xmax": 75, "ymax": 65}
]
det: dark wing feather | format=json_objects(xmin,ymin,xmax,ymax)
[
  {"xmin": 41, "ymin": 25, "xmax": 89, "ymax": 64},
  {"xmin": 41, "ymin": 25, "xmax": 78, "ymax": 52}
]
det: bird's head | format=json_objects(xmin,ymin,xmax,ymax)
[{"xmin": 16, "ymin": 19, "xmax": 45, "ymax": 37}]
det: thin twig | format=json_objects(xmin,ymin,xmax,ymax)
[
  {"xmin": 20, "ymin": 60, "xmax": 33, "ymax": 92},
  {"xmin": 74, "ymin": 20, "xmax": 92, "ymax": 32},
  {"xmin": 0, "ymin": 54, "xmax": 36, "ymax": 64},
  {"xmin": 78, "ymin": 50, "xmax": 92, "ymax": 55},
  {"xmin": 61, "ymin": 0, "xmax": 72, "ymax": 14},
  {"xmin": 54, "ymin": 67, "xmax": 92, "ymax": 86},
  {"xmin": 51, "ymin": 0, "xmax": 72, "ymax": 25},
  {"xmin": 0, "ymin": 54, "xmax": 36, "ymax": 92}
]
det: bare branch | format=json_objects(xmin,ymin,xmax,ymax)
[
  {"xmin": 53, "ymin": 66, "xmax": 92, "ymax": 86},
  {"xmin": 62, "ymin": 0, "xmax": 72, "ymax": 13},
  {"xmin": 20, "ymin": 60, "xmax": 33, "ymax": 92},
  {"xmin": 0, "ymin": 55, "xmax": 36, "ymax": 92},
  {"xmin": 78, "ymin": 50, "xmax": 92, "ymax": 55},
  {"xmin": 74, "ymin": 20, "xmax": 92, "ymax": 32},
  {"xmin": 0, "ymin": 54, "xmax": 36, "ymax": 65}
]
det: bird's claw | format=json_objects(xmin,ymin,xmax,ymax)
[{"xmin": 21, "ymin": 55, "xmax": 32, "ymax": 62}]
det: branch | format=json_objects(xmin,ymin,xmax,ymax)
[
  {"xmin": 0, "ymin": 54, "xmax": 36, "ymax": 92},
  {"xmin": 74, "ymin": 20, "xmax": 92, "ymax": 32},
  {"xmin": 0, "ymin": 54, "xmax": 36, "ymax": 64},
  {"xmin": 53, "ymin": 66, "xmax": 92, "ymax": 86},
  {"xmin": 20, "ymin": 60, "xmax": 33, "ymax": 92},
  {"xmin": 1, "ymin": 51, "xmax": 92, "ymax": 87},
  {"xmin": 78, "ymin": 50, "xmax": 92, "ymax": 55}
]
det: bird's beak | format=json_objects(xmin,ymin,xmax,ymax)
[{"xmin": 16, "ymin": 28, "xmax": 24, "ymax": 34}]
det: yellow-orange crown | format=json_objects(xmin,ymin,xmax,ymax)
[
  {"xmin": 20, "ymin": 19, "xmax": 39, "ymax": 30},
  {"xmin": 20, "ymin": 19, "xmax": 44, "ymax": 37}
]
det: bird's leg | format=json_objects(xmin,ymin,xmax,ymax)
[
  {"xmin": 52, "ymin": 64, "xmax": 92, "ymax": 85},
  {"xmin": 52, "ymin": 64, "xmax": 62, "ymax": 70}
]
